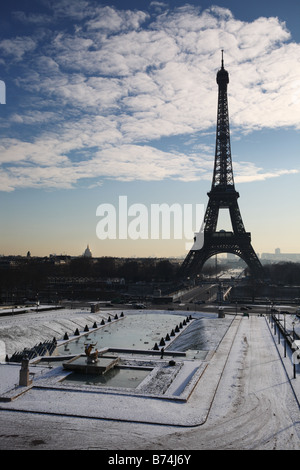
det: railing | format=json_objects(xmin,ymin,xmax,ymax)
[{"xmin": 270, "ymin": 313, "xmax": 299, "ymax": 379}]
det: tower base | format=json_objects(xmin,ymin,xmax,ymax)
[{"xmin": 180, "ymin": 231, "xmax": 265, "ymax": 280}]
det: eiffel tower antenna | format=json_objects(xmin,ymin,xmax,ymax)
[{"xmin": 180, "ymin": 52, "xmax": 265, "ymax": 280}]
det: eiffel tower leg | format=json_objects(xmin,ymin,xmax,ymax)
[
  {"xmin": 235, "ymin": 240, "xmax": 265, "ymax": 279},
  {"xmin": 180, "ymin": 247, "xmax": 208, "ymax": 277}
]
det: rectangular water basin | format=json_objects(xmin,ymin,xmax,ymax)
[
  {"xmin": 56, "ymin": 313, "xmax": 186, "ymax": 355},
  {"xmin": 62, "ymin": 365, "xmax": 152, "ymax": 389}
]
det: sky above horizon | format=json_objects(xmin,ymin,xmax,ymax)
[{"xmin": 0, "ymin": 0, "xmax": 299, "ymax": 259}]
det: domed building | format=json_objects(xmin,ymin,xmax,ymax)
[{"xmin": 82, "ymin": 244, "xmax": 92, "ymax": 258}]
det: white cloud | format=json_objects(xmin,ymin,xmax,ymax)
[
  {"xmin": 1, "ymin": 3, "xmax": 299, "ymax": 191},
  {"xmin": 0, "ymin": 36, "xmax": 37, "ymax": 60},
  {"xmin": 86, "ymin": 6, "xmax": 149, "ymax": 32},
  {"xmin": 234, "ymin": 162, "xmax": 298, "ymax": 183},
  {"xmin": 0, "ymin": 134, "xmax": 296, "ymax": 193},
  {"xmin": 10, "ymin": 111, "xmax": 58, "ymax": 125}
]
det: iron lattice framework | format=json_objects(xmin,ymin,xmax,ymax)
[{"xmin": 180, "ymin": 52, "xmax": 265, "ymax": 280}]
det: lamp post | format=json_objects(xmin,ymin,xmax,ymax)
[
  {"xmin": 292, "ymin": 321, "xmax": 296, "ymax": 379},
  {"xmin": 270, "ymin": 301, "xmax": 274, "ymax": 323},
  {"xmin": 267, "ymin": 299, "xmax": 271, "ymax": 323},
  {"xmin": 292, "ymin": 321, "xmax": 295, "ymax": 340},
  {"xmin": 284, "ymin": 312, "xmax": 286, "ymax": 357}
]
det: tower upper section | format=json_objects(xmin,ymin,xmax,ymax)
[
  {"xmin": 211, "ymin": 51, "xmax": 235, "ymax": 191},
  {"xmin": 216, "ymin": 50, "xmax": 229, "ymax": 87}
]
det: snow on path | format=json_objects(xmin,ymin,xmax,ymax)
[{"xmin": 141, "ymin": 316, "xmax": 300, "ymax": 450}]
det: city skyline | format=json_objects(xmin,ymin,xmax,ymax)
[{"xmin": 0, "ymin": 0, "xmax": 299, "ymax": 259}]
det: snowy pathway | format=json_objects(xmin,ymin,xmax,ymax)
[{"xmin": 141, "ymin": 316, "xmax": 300, "ymax": 450}]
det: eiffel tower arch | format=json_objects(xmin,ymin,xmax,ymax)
[{"xmin": 180, "ymin": 52, "xmax": 265, "ymax": 280}]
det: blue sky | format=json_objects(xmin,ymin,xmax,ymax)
[{"xmin": 0, "ymin": 0, "xmax": 299, "ymax": 259}]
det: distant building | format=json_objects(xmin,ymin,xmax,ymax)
[
  {"xmin": 82, "ymin": 244, "xmax": 92, "ymax": 258},
  {"xmin": 261, "ymin": 248, "xmax": 300, "ymax": 263}
]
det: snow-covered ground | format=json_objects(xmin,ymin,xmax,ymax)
[{"xmin": 0, "ymin": 307, "xmax": 299, "ymax": 450}]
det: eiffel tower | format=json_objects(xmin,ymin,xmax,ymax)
[{"xmin": 180, "ymin": 52, "xmax": 265, "ymax": 280}]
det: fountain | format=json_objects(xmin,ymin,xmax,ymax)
[
  {"xmin": 84, "ymin": 342, "xmax": 99, "ymax": 363},
  {"xmin": 63, "ymin": 342, "xmax": 119, "ymax": 375}
]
